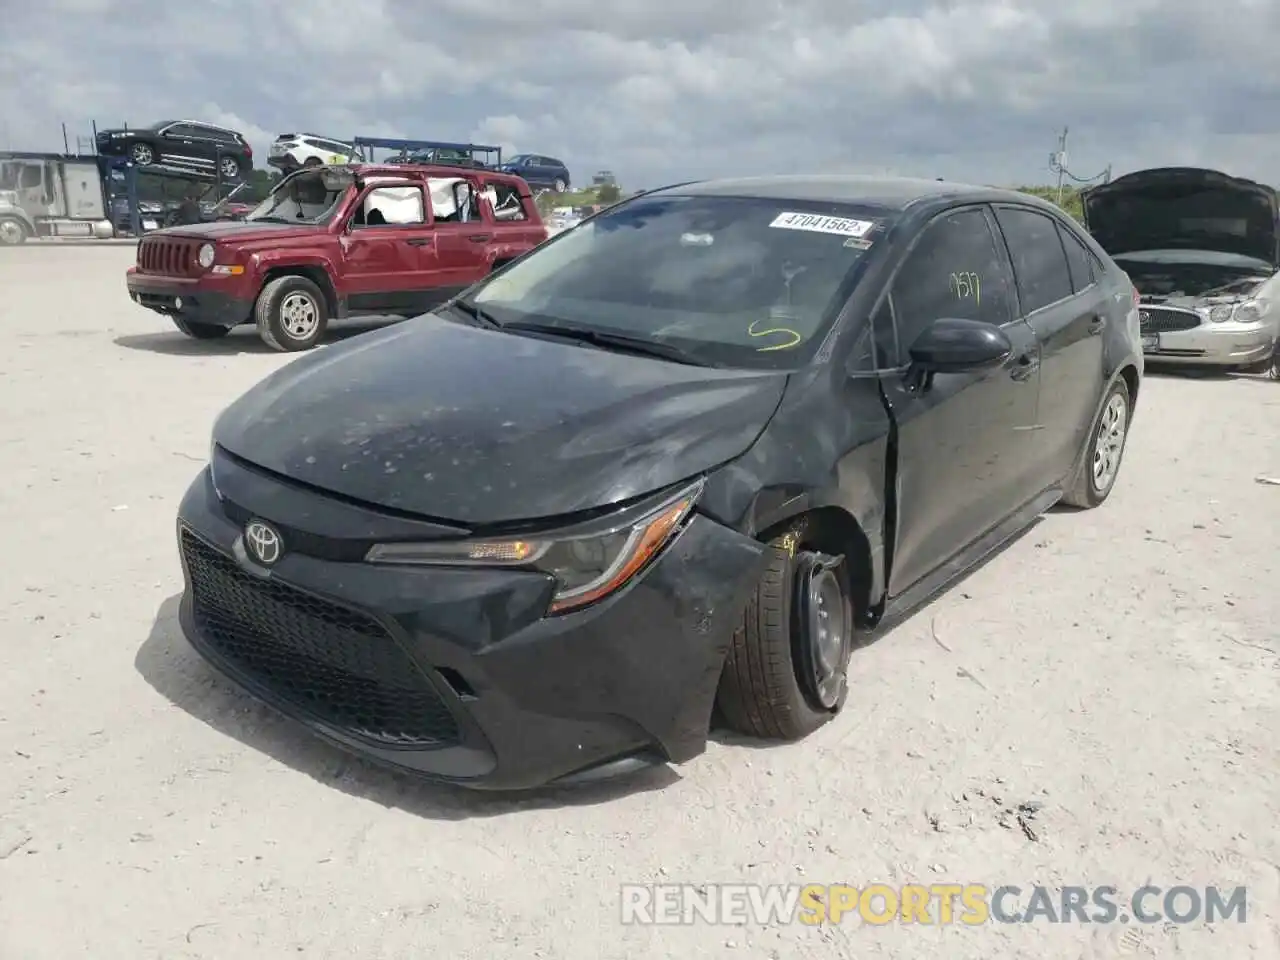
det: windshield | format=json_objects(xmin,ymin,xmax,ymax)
[
  {"xmin": 148, "ymin": 120, "xmax": 175, "ymax": 131},
  {"xmin": 467, "ymin": 194, "xmax": 891, "ymax": 369},
  {"xmin": 245, "ymin": 169, "xmax": 353, "ymax": 224}
]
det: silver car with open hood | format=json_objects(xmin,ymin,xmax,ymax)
[{"xmin": 1082, "ymin": 167, "xmax": 1279, "ymax": 369}]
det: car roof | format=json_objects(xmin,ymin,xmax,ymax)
[
  {"xmin": 346, "ymin": 163, "xmax": 523, "ymax": 180},
  {"xmin": 655, "ymin": 174, "xmax": 1050, "ymax": 214}
]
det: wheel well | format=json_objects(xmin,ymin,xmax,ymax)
[
  {"xmin": 1118, "ymin": 363, "xmax": 1140, "ymax": 414},
  {"xmin": 758, "ymin": 506, "xmax": 874, "ymax": 624},
  {"xmin": 261, "ymin": 266, "xmax": 338, "ymax": 316}
]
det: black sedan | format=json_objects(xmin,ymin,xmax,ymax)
[{"xmin": 175, "ymin": 175, "xmax": 1143, "ymax": 790}]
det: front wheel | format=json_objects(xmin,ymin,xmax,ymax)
[
  {"xmin": 716, "ymin": 537, "xmax": 853, "ymax": 740},
  {"xmin": 0, "ymin": 217, "xmax": 28, "ymax": 245},
  {"xmin": 219, "ymin": 155, "xmax": 241, "ymax": 179},
  {"xmin": 552, "ymin": 178, "xmax": 566, "ymax": 192},
  {"xmin": 172, "ymin": 317, "xmax": 231, "ymax": 340},
  {"xmin": 254, "ymin": 275, "xmax": 328, "ymax": 352},
  {"xmin": 1061, "ymin": 378, "xmax": 1131, "ymax": 508},
  {"xmin": 130, "ymin": 142, "xmax": 155, "ymax": 165}
]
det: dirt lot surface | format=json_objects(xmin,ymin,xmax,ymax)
[{"xmin": 1, "ymin": 245, "xmax": 1277, "ymax": 960}]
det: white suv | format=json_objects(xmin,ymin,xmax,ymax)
[{"xmin": 268, "ymin": 133, "xmax": 357, "ymax": 170}]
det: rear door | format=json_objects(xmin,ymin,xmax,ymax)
[
  {"xmin": 157, "ymin": 123, "xmax": 203, "ymax": 167},
  {"xmin": 992, "ymin": 205, "xmax": 1106, "ymax": 487},
  {"xmin": 880, "ymin": 205, "xmax": 1043, "ymax": 597},
  {"xmin": 339, "ymin": 183, "xmax": 444, "ymax": 314},
  {"xmin": 428, "ymin": 177, "xmax": 495, "ymax": 294}
]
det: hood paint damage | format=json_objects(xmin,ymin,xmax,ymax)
[{"xmin": 212, "ymin": 316, "xmax": 789, "ymax": 526}]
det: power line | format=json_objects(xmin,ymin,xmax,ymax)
[{"xmin": 1048, "ymin": 127, "xmax": 1111, "ymax": 203}]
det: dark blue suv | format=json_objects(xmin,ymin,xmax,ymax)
[{"xmin": 499, "ymin": 154, "xmax": 571, "ymax": 192}]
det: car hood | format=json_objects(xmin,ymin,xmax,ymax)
[
  {"xmin": 211, "ymin": 316, "xmax": 789, "ymax": 526},
  {"xmin": 160, "ymin": 220, "xmax": 324, "ymax": 243},
  {"xmin": 1082, "ymin": 167, "xmax": 1279, "ymax": 267}
]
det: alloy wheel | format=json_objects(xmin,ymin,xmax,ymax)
[
  {"xmin": 1092, "ymin": 392, "xmax": 1128, "ymax": 493},
  {"xmin": 279, "ymin": 292, "xmax": 319, "ymax": 341}
]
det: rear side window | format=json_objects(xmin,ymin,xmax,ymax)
[
  {"xmin": 995, "ymin": 206, "xmax": 1074, "ymax": 313},
  {"xmin": 1057, "ymin": 223, "xmax": 1096, "ymax": 293},
  {"xmin": 889, "ymin": 207, "xmax": 1017, "ymax": 360}
]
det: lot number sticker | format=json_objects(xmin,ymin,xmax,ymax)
[{"xmin": 770, "ymin": 212, "xmax": 875, "ymax": 237}]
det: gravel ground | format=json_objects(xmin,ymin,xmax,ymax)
[{"xmin": 1, "ymin": 245, "xmax": 1277, "ymax": 960}]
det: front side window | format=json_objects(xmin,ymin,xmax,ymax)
[
  {"xmin": 995, "ymin": 206, "xmax": 1074, "ymax": 313},
  {"xmin": 889, "ymin": 207, "xmax": 1016, "ymax": 361},
  {"xmin": 468, "ymin": 194, "xmax": 893, "ymax": 369},
  {"xmin": 358, "ymin": 186, "xmax": 425, "ymax": 226}
]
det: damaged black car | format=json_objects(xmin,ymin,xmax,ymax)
[{"xmin": 176, "ymin": 175, "xmax": 1143, "ymax": 790}]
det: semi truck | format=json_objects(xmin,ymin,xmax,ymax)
[{"xmin": 0, "ymin": 152, "xmax": 115, "ymax": 244}]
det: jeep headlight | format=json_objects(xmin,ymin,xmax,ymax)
[
  {"xmin": 365, "ymin": 480, "xmax": 702, "ymax": 614},
  {"xmin": 197, "ymin": 243, "xmax": 216, "ymax": 269}
]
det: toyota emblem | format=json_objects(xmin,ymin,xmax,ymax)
[{"xmin": 244, "ymin": 520, "xmax": 283, "ymax": 566}]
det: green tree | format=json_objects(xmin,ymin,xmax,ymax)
[{"xmin": 596, "ymin": 183, "xmax": 621, "ymax": 204}]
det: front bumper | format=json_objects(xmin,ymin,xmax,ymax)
[
  {"xmin": 174, "ymin": 458, "xmax": 767, "ymax": 790},
  {"xmin": 1143, "ymin": 321, "xmax": 1277, "ymax": 367},
  {"xmin": 126, "ymin": 267, "xmax": 252, "ymax": 329}
]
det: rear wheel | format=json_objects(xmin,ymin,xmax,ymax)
[
  {"xmin": 255, "ymin": 275, "xmax": 328, "ymax": 352},
  {"xmin": 130, "ymin": 142, "xmax": 155, "ymax": 165},
  {"xmin": 716, "ymin": 535, "xmax": 853, "ymax": 740},
  {"xmin": 302, "ymin": 156, "xmax": 322, "ymax": 167},
  {"xmin": 553, "ymin": 178, "xmax": 567, "ymax": 192},
  {"xmin": 1061, "ymin": 378, "xmax": 1131, "ymax": 508},
  {"xmin": 0, "ymin": 217, "xmax": 28, "ymax": 246},
  {"xmin": 171, "ymin": 317, "xmax": 231, "ymax": 340},
  {"xmin": 219, "ymin": 155, "xmax": 241, "ymax": 179}
]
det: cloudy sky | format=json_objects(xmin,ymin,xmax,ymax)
[{"xmin": 4, "ymin": 0, "xmax": 1278, "ymax": 191}]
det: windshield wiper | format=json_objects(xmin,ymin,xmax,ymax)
[
  {"xmin": 446, "ymin": 299, "xmax": 501, "ymax": 328},
  {"xmin": 501, "ymin": 321, "xmax": 710, "ymax": 367},
  {"xmin": 246, "ymin": 215, "xmax": 291, "ymax": 224}
]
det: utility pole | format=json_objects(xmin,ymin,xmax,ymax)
[{"xmin": 1052, "ymin": 127, "xmax": 1068, "ymax": 206}]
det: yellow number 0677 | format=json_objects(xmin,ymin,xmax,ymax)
[{"xmin": 950, "ymin": 271, "xmax": 981, "ymax": 305}]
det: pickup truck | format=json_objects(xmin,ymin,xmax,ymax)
[{"xmin": 124, "ymin": 163, "xmax": 547, "ymax": 351}]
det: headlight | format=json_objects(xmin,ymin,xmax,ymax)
[
  {"xmin": 1209, "ymin": 304, "xmax": 1233, "ymax": 323},
  {"xmin": 1233, "ymin": 301, "xmax": 1262, "ymax": 325},
  {"xmin": 365, "ymin": 480, "xmax": 703, "ymax": 615},
  {"xmin": 197, "ymin": 243, "xmax": 216, "ymax": 269}
]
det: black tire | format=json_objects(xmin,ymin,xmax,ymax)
[
  {"xmin": 130, "ymin": 141, "xmax": 155, "ymax": 165},
  {"xmin": 219, "ymin": 155, "xmax": 241, "ymax": 179},
  {"xmin": 1061, "ymin": 377, "xmax": 1131, "ymax": 508},
  {"xmin": 172, "ymin": 317, "xmax": 231, "ymax": 339},
  {"xmin": 0, "ymin": 216, "xmax": 28, "ymax": 246},
  {"xmin": 553, "ymin": 178, "xmax": 566, "ymax": 192},
  {"xmin": 254, "ymin": 275, "xmax": 328, "ymax": 352},
  {"xmin": 302, "ymin": 156, "xmax": 323, "ymax": 167},
  {"xmin": 716, "ymin": 536, "xmax": 853, "ymax": 741}
]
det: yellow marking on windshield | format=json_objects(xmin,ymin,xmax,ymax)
[{"xmin": 748, "ymin": 317, "xmax": 803, "ymax": 351}]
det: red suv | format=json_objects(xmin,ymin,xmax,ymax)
[{"xmin": 125, "ymin": 164, "xmax": 547, "ymax": 351}]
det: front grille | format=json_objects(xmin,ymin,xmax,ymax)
[
  {"xmin": 138, "ymin": 237, "xmax": 200, "ymax": 277},
  {"xmin": 180, "ymin": 529, "xmax": 460, "ymax": 748},
  {"xmin": 1139, "ymin": 306, "xmax": 1201, "ymax": 333}
]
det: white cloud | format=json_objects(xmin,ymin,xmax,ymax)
[{"xmin": 2, "ymin": 0, "xmax": 1278, "ymax": 190}]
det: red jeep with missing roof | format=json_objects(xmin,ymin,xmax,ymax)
[{"xmin": 125, "ymin": 164, "xmax": 547, "ymax": 351}]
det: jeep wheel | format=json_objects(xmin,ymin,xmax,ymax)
[
  {"xmin": 0, "ymin": 217, "xmax": 28, "ymax": 246},
  {"xmin": 716, "ymin": 535, "xmax": 854, "ymax": 741},
  {"xmin": 172, "ymin": 317, "xmax": 231, "ymax": 340},
  {"xmin": 219, "ymin": 155, "xmax": 241, "ymax": 179},
  {"xmin": 255, "ymin": 275, "xmax": 328, "ymax": 352},
  {"xmin": 130, "ymin": 142, "xmax": 155, "ymax": 165}
]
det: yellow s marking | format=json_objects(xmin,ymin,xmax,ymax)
[{"xmin": 748, "ymin": 317, "xmax": 802, "ymax": 351}]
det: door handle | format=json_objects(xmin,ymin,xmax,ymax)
[
  {"xmin": 468, "ymin": 234, "xmax": 491, "ymax": 243},
  {"xmin": 405, "ymin": 237, "xmax": 431, "ymax": 246},
  {"xmin": 1088, "ymin": 315, "xmax": 1106, "ymax": 334},
  {"xmin": 1010, "ymin": 353, "xmax": 1039, "ymax": 381}
]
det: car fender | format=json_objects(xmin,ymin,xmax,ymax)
[{"xmin": 246, "ymin": 250, "xmax": 341, "ymax": 312}]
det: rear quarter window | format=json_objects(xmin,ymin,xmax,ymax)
[{"xmin": 994, "ymin": 206, "xmax": 1075, "ymax": 313}]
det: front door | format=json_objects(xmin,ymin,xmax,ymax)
[
  {"xmin": 339, "ymin": 183, "xmax": 441, "ymax": 315},
  {"xmin": 879, "ymin": 205, "xmax": 1043, "ymax": 597},
  {"xmin": 993, "ymin": 205, "xmax": 1108, "ymax": 485}
]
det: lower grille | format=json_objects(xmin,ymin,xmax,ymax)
[
  {"xmin": 1139, "ymin": 306, "xmax": 1200, "ymax": 333},
  {"xmin": 180, "ymin": 529, "xmax": 460, "ymax": 747}
]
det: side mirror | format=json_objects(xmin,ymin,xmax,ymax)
[{"xmin": 908, "ymin": 317, "xmax": 1012, "ymax": 374}]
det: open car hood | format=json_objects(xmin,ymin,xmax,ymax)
[{"xmin": 1082, "ymin": 167, "xmax": 1279, "ymax": 268}]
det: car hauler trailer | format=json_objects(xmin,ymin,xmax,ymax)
[{"xmin": 0, "ymin": 152, "xmax": 115, "ymax": 244}]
